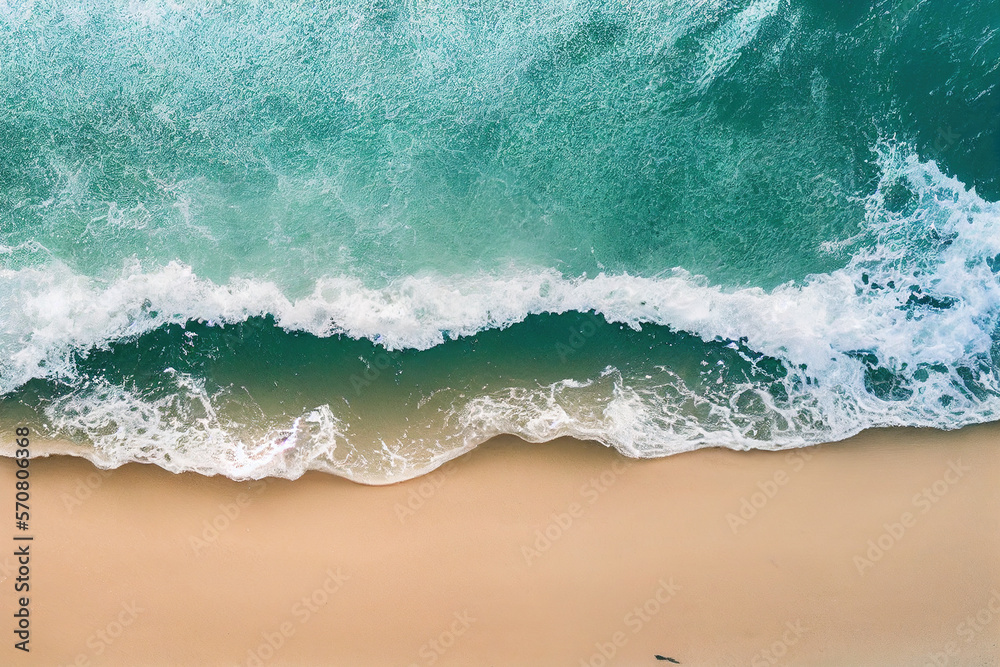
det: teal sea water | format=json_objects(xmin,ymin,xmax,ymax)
[{"xmin": 2, "ymin": 0, "xmax": 1000, "ymax": 481}]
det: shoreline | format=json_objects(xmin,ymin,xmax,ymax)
[{"xmin": 1, "ymin": 424, "xmax": 998, "ymax": 665}]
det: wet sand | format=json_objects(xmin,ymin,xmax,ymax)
[{"xmin": 1, "ymin": 424, "xmax": 998, "ymax": 666}]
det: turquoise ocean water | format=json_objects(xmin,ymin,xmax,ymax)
[{"xmin": 2, "ymin": 0, "xmax": 999, "ymax": 481}]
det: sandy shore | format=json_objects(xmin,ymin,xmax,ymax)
[{"xmin": 1, "ymin": 425, "xmax": 998, "ymax": 666}]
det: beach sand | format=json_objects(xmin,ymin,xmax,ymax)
[{"xmin": 1, "ymin": 424, "xmax": 998, "ymax": 666}]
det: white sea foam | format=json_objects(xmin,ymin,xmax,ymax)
[{"xmin": 4, "ymin": 147, "xmax": 1000, "ymax": 481}]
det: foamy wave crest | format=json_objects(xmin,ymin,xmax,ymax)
[
  {"xmin": 39, "ymin": 373, "xmax": 397, "ymax": 481},
  {"xmin": 37, "ymin": 372, "xmax": 482, "ymax": 482},
  {"xmin": 4, "ymin": 146, "xmax": 1000, "ymax": 480},
  {"xmin": 34, "ymin": 365, "xmax": 807, "ymax": 483},
  {"xmin": 440, "ymin": 140, "xmax": 1000, "ymax": 465}
]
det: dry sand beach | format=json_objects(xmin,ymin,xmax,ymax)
[{"xmin": 1, "ymin": 425, "xmax": 997, "ymax": 666}]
